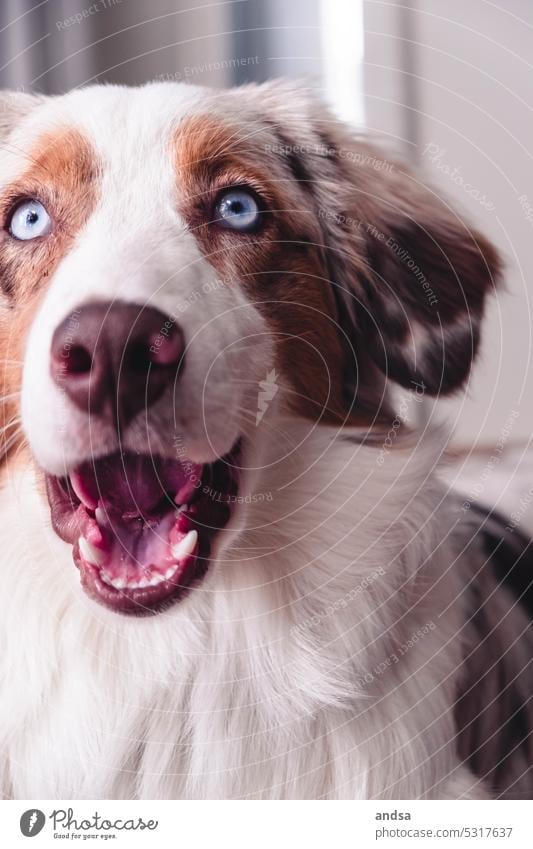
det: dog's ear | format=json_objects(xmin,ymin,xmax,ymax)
[
  {"xmin": 315, "ymin": 126, "xmax": 501, "ymax": 397},
  {"xmin": 255, "ymin": 82, "xmax": 502, "ymax": 397},
  {"xmin": 330, "ymin": 156, "xmax": 500, "ymax": 396},
  {"xmin": 0, "ymin": 90, "xmax": 43, "ymax": 144}
]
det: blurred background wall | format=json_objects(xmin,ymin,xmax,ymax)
[{"xmin": 1, "ymin": 0, "xmax": 533, "ymax": 513}]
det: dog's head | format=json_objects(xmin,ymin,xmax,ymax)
[{"xmin": 0, "ymin": 81, "xmax": 500, "ymax": 615}]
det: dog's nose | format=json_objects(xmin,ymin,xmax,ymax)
[{"xmin": 50, "ymin": 301, "xmax": 184, "ymax": 424}]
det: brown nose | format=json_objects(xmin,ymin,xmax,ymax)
[{"xmin": 50, "ymin": 301, "xmax": 184, "ymax": 425}]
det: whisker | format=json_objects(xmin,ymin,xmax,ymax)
[
  {"xmin": 0, "ymin": 418, "xmax": 22, "ymax": 435},
  {"xmin": 1, "ymin": 432, "xmax": 24, "ymax": 456}
]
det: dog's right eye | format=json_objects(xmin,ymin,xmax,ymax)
[{"xmin": 8, "ymin": 199, "xmax": 52, "ymax": 241}]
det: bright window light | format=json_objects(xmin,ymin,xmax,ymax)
[{"xmin": 320, "ymin": 0, "xmax": 365, "ymax": 126}]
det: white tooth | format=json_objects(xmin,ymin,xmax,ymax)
[
  {"xmin": 137, "ymin": 578, "xmax": 150, "ymax": 588},
  {"xmin": 101, "ymin": 572, "xmax": 113, "ymax": 586},
  {"xmin": 165, "ymin": 567, "xmax": 176, "ymax": 579},
  {"xmin": 79, "ymin": 537, "xmax": 104, "ymax": 566},
  {"xmin": 171, "ymin": 529, "xmax": 198, "ymax": 562},
  {"xmin": 151, "ymin": 574, "xmax": 164, "ymax": 586},
  {"xmin": 95, "ymin": 507, "xmax": 106, "ymax": 525},
  {"xmin": 111, "ymin": 577, "xmax": 126, "ymax": 590},
  {"xmin": 177, "ymin": 503, "xmax": 189, "ymax": 513}
]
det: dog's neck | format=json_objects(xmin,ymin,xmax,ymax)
[{"xmin": 0, "ymin": 421, "xmax": 462, "ymax": 798}]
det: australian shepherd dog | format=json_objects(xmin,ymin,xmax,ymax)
[{"xmin": 0, "ymin": 80, "xmax": 531, "ymax": 799}]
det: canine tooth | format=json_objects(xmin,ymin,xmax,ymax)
[
  {"xmin": 165, "ymin": 567, "xmax": 175, "ymax": 579},
  {"xmin": 79, "ymin": 537, "xmax": 104, "ymax": 566},
  {"xmin": 177, "ymin": 503, "xmax": 189, "ymax": 513},
  {"xmin": 111, "ymin": 577, "xmax": 126, "ymax": 590},
  {"xmin": 95, "ymin": 507, "xmax": 106, "ymax": 525},
  {"xmin": 171, "ymin": 529, "xmax": 198, "ymax": 561}
]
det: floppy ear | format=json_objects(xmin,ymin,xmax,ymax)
[
  {"xmin": 312, "ymin": 120, "xmax": 502, "ymax": 396},
  {"xmin": 255, "ymin": 81, "xmax": 502, "ymax": 398}
]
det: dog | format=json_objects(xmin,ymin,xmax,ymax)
[{"xmin": 0, "ymin": 80, "xmax": 531, "ymax": 799}]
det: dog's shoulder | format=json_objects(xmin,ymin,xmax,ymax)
[{"xmin": 452, "ymin": 498, "xmax": 533, "ymax": 798}]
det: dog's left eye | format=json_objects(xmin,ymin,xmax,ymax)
[
  {"xmin": 8, "ymin": 199, "xmax": 52, "ymax": 241},
  {"xmin": 214, "ymin": 189, "xmax": 261, "ymax": 232}
]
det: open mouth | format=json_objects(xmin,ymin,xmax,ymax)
[{"xmin": 45, "ymin": 445, "xmax": 240, "ymax": 615}]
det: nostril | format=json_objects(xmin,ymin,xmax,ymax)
[
  {"xmin": 125, "ymin": 341, "xmax": 152, "ymax": 373},
  {"xmin": 64, "ymin": 345, "xmax": 92, "ymax": 375},
  {"xmin": 51, "ymin": 343, "xmax": 92, "ymax": 382},
  {"xmin": 123, "ymin": 331, "xmax": 183, "ymax": 375},
  {"xmin": 124, "ymin": 335, "xmax": 182, "ymax": 373}
]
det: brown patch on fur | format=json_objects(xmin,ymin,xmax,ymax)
[
  {"xmin": 174, "ymin": 114, "xmax": 372, "ymax": 425},
  {"xmin": 0, "ymin": 127, "xmax": 100, "ymax": 459},
  {"xmin": 308, "ymin": 124, "xmax": 502, "ymax": 396},
  {"xmin": 176, "ymin": 98, "xmax": 500, "ymax": 417}
]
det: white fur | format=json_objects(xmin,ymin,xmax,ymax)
[
  {"xmin": 0, "ymin": 420, "xmax": 484, "ymax": 799},
  {"xmin": 0, "ymin": 82, "xmax": 487, "ymax": 799},
  {"xmin": 14, "ymin": 85, "xmax": 272, "ymax": 474}
]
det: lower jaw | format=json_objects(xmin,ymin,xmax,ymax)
[{"xmin": 76, "ymin": 551, "xmax": 206, "ymax": 615}]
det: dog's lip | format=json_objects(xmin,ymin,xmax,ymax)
[
  {"xmin": 74, "ymin": 537, "xmax": 203, "ymax": 615},
  {"xmin": 44, "ymin": 445, "xmax": 240, "ymax": 616}
]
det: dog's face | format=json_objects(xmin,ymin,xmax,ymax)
[{"xmin": 0, "ymin": 82, "xmax": 500, "ymax": 615}]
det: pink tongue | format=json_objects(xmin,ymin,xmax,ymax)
[{"xmin": 72, "ymin": 453, "xmax": 201, "ymax": 516}]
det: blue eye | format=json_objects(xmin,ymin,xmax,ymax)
[
  {"xmin": 9, "ymin": 199, "xmax": 52, "ymax": 241},
  {"xmin": 215, "ymin": 189, "xmax": 261, "ymax": 232}
]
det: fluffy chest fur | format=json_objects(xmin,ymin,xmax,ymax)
[{"xmin": 0, "ymin": 426, "xmax": 472, "ymax": 799}]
